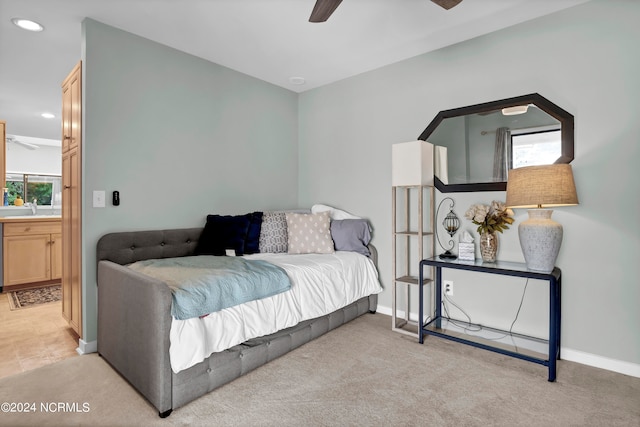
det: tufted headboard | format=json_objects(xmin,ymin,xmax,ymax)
[
  {"xmin": 97, "ymin": 227, "xmax": 378, "ymax": 267},
  {"xmin": 97, "ymin": 228, "xmax": 203, "ymax": 265}
]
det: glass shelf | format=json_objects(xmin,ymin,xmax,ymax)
[
  {"xmin": 421, "ymin": 257, "xmax": 561, "ymax": 280},
  {"xmin": 418, "ymin": 257, "xmax": 561, "ymax": 381},
  {"xmin": 395, "ymin": 275, "xmax": 432, "ymax": 286},
  {"xmin": 423, "ymin": 317, "xmax": 548, "ymax": 361}
]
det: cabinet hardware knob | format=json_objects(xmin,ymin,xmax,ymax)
[
  {"xmin": 64, "ymin": 135, "xmax": 72, "ymax": 140},
  {"xmin": 64, "ymin": 185, "xmax": 71, "ymax": 189}
]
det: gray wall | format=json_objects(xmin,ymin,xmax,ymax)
[
  {"xmin": 298, "ymin": 0, "xmax": 640, "ymax": 368},
  {"xmin": 81, "ymin": 19, "xmax": 299, "ymax": 343}
]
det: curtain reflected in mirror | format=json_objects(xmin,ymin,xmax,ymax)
[{"xmin": 493, "ymin": 127, "xmax": 511, "ymax": 182}]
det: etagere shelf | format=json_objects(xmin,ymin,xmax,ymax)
[{"xmin": 391, "ymin": 184, "xmax": 435, "ymax": 337}]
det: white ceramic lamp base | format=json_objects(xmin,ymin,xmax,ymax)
[{"xmin": 518, "ymin": 209, "xmax": 563, "ymax": 272}]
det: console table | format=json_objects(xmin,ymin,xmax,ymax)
[{"xmin": 418, "ymin": 257, "xmax": 561, "ymax": 381}]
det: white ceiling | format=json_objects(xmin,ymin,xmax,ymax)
[{"xmin": 0, "ymin": 0, "xmax": 588, "ymax": 141}]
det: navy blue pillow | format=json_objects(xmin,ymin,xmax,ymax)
[
  {"xmin": 195, "ymin": 214, "xmax": 251, "ymax": 256},
  {"xmin": 244, "ymin": 212, "xmax": 263, "ymax": 254}
]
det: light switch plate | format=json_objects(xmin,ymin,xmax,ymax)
[{"xmin": 93, "ymin": 190, "xmax": 106, "ymax": 208}]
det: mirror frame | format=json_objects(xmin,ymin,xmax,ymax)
[{"xmin": 418, "ymin": 93, "xmax": 574, "ymax": 193}]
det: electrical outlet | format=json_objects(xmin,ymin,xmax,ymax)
[{"xmin": 444, "ymin": 280, "xmax": 454, "ymax": 296}]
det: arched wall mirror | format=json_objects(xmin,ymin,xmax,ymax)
[{"xmin": 419, "ymin": 93, "xmax": 574, "ymax": 193}]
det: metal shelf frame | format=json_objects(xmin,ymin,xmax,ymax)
[
  {"xmin": 418, "ymin": 257, "xmax": 562, "ymax": 381},
  {"xmin": 391, "ymin": 185, "xmax": 435, "ymax": 337}
]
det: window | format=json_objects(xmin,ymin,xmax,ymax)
[
  {"xmin": 4, "ymin": 173, "xmax": 61, "ymax": 206},
  {"xmin": 511, "ymin": 128, "xmax": 562, "ymax": 169},
  {"xmin": 5, "ymin": 173, "xmax": 24, "ymax": 205}
]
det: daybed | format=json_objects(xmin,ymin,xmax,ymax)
[{"xmin": 97, "ymin": 210, "xmax": 381, "ymax": 417}]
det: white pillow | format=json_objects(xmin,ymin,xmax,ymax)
[
  {"xmin": 311, "ymin": 204, "xmax": 361, "ymax": 220},
  {"xmin": 286, "ymin": 211, "xmax": 335, "ymax": 254}
]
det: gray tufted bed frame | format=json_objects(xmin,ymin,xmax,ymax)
[{"xmin": 96, "ymin": 227, "xmax": 378, "ymax": 417}]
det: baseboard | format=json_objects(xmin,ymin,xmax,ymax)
[
  {"xmin": 377, "ymin": 305, "xmax": 422, "ymax": 322},
  {"xmin": 561, "ymin": 348, "xmax": 640, "ymax": 378},
  {"xmin": 76, "ymin": 339, "xmax": 97, "ymax": 355},
  {"xmin": 378, "ymin": 304, "xmax": 640, "ymax": 378}
]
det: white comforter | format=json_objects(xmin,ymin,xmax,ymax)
[{"xmin": 168, "ymin": 251, "xmax": 382, "ymax": 373}]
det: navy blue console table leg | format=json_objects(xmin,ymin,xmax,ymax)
[{"xmin": 548, "ymin": 275, "xmax": 562, "ymax": 381}]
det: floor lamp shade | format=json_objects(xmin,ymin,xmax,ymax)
[
  {"xmin": 392, "ymin": 140, "xmax": 434, "ymax": 186},
  {"xmin": 506, "ymin": 164, "xmax": 578, "ymax": 272}
]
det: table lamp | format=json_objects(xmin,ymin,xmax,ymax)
[{"xmin": 505, "ymin": 164, "xmax": 578, "ymax": 272}]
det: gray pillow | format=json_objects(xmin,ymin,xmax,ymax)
[
  {"xmin": 330, "ymin": 219, "xmax": 372, "ymax": 256},
  {"xmin": 259, "ymin": 212, "xmax": 288, "ymax": 253}
]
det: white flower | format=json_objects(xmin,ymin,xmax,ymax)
[
  {"xmin": 466, "ymin": 200, "xmax": 514, "ymax": 234},
  {"xmin": 474, "ymin": 205, "xmax": 489, "ymax": 223},
  {"xmin": 464, "ymin": 206, "xmax": 476, "ymax": 221},
  {"xmin": 491, "ymin": 200, "xmax": 505, "ymax": 213}
]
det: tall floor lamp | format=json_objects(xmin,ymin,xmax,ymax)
[{"xmin": 505, "ymin": 164, "xmax": 579, "ymax": 272}]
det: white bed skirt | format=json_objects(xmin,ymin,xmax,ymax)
[{"xmin": 168, "ymin": 251, "xmax": 382, "ymax": 373}]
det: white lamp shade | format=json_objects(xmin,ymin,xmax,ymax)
[
  {"xmin": 392, "ymin": 140, "xmax": 434, "ymax": 186},
  {"xmin": 434, "ymin": 145, "xmax": 448, "ymax": 185}
]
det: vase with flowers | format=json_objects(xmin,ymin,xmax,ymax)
[{"xmin": 465, "ymin": 200, "xmax": 514, "ymax": 262}]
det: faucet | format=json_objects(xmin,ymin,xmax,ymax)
[{"xmin": 25, "ymin": 198, "xmax": 37, "ymax": 215}]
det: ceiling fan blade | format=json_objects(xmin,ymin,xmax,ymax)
[
  {"xmin": 309, "ymin": 0, "xmax": 343, "ymax": 23},
  {"xmin": 7, "ymin": 136, "xmax": 38, "ymax": 150},
  {"xmin": 431, "ymin": 0, "xmax": 463, "ymax": 10}
]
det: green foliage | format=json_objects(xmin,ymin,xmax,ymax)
[
  {"xmin": 6, "ymin": 181, "xmax": 23, "ymax": 205},
  {"xmin": 26, "ymin": 183, "xmax": 52, "ymax": 205}
]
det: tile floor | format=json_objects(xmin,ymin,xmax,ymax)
[{"xmin": 0, "ymin": 290, "xmax": 79, "ymax": 380}]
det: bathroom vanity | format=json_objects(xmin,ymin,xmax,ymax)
[{"xmin": 0, "ymin": 216, "xmax": 62, "ymax": 291}]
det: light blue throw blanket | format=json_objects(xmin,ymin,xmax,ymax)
[{"xmin": 128, "ymin": 256, "xmax": 291, "ymax": 320}]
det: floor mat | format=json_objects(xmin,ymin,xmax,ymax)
[{"xmin": 7, "ymin": 284, "xmax": 62, "ymax": 310}]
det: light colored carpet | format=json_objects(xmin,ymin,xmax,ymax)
[{"xmin": 0, "ymin": 313, "xmax": 638, "ymax": 426}]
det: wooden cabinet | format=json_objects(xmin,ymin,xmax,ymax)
[
  {"xmin": 51, "ymin": 233, "xmax": 62, "ymax": 280},
  {"xmin": 3, "ymin": 221, "xmax": 62, "ymax": 287},
  {"xmin": 61, "ymin": 61, "xmax": 82, "ymax": 337},
  {"xmin": 61, "ymin": 63, "xmax": 81, "ymax": 154}
]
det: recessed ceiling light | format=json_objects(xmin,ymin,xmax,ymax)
[
  {"xmin": 289, "ymin": 77, "xmax": 306, "ymax": 85},
  {"xmin": 41, "ymin": 113, "xmax": 55, "ymax": 119},
  {"xmin": 11, "ymin": 18, "xmax": 44, "ymax": 32}
]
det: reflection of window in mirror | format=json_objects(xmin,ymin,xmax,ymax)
[{"xmin": 511, "ymin": 127, "xmax": 561, "ymax": 169}]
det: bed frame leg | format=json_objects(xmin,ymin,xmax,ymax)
[{"xmin": 159, "ymin": 409, "xmax": 172, "ymax": 418}]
